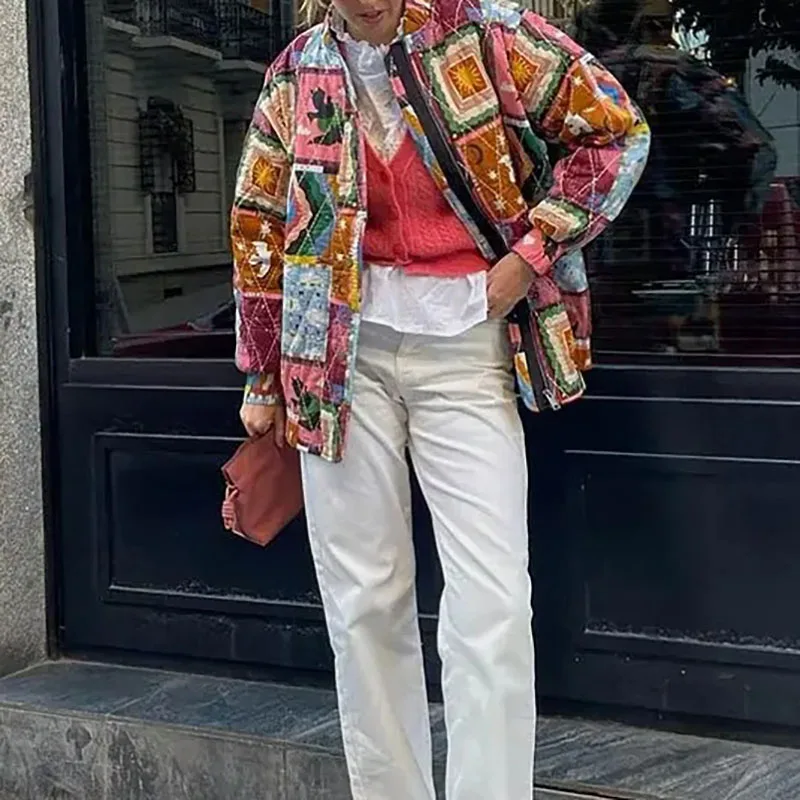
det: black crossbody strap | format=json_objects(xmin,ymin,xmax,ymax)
[{"xmin": 387, "ymin": 41, "xmax": 549, "ymax": 410}]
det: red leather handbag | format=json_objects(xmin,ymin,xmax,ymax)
[{"xmin": 221, "ymin": 435, "xmax": 303, "ymax": 547}]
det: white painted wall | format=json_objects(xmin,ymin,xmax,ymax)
[{"xmin": 106, "ymin": 50, "xmax": 146, "ymax": 264}]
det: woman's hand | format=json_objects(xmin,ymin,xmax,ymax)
[
  {"xmin": 486, "ymin": 252, "xmax": 534, "ymax": 319},
  {"xmin": 240, "ymin": 402, "xmax": 286, "ymax": 448}
]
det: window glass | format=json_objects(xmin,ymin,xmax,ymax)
[
  {"xmin": 86, "ymin": 2, "xmax": 800, "ymax": 360},
  {"xmin": 87, "ymin": 0, "xmax": 294, "ymax": 357},
  {"xmin": 578, "ymin": 8, "xmax": 799, "ymax": 358}
]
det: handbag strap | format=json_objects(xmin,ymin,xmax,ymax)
[{"xmin": 387, "ymin": 42, "xmax": 549, "ymax": 409}]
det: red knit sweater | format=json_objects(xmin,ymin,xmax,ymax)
[{"xmin": 363, "ymin": 134, "xmax": 490, "ymax": 277}]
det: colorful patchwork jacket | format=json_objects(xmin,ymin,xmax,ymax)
[{"xmin": 231, "ymin": 0, "xmax": 650, "ymax": 462}]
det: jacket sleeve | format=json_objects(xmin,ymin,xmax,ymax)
[
  {"xmin": 231, "ymin": 64, "xmax": 294, "ymax": 405},
  {"xmin": 504, "ymin": 12, "xmax": 651, "ymax": 274}
]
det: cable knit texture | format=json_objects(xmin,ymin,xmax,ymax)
[{"xmin": 363, "ymin": 134, "xmax": 490, "ymax": 277}]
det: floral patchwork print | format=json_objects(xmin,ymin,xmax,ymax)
[
  {"xmin": 505, "ymin": 126, "xmax": 551, "ymax": 204},
  {"xmin": 531, "ymin": 197, "xmax": 590, "ymax": 243},
  {"xmin": 231, "ymin": 0, "xmax": 650, "ymax": 461},
  {"xmin": 326, "ymin": 208, "xmax": 363, "ymax": 310},
  {"xmin": 259, "ymin": 72, "xmax": 296, "ymax": 149},
  {"xmin": 535, "ymin": 303, "xmax": 583, "ymax": 395},
  {"xmin": 455, "ymin": 118, "xmax": 528, "ymax": 223},
  {"xmin": 307, "ymin": 88, "xmax": 347, "ymax": 146},
  {"xmin": 232, "ymin": 132, "xmax": 290, "ymax": 293},
  {"xmin": 235, "ymin": 290, "xmax": 283, "ymax": 374},
  {"xmin": 294, "ymin": 71, "xmax": 352, "ymax": 168},
  {"xmin": 282, "ymin": 360, "xmax": 327, "ymax": 453},
  {"xmin": 237, "ymin": 142, "xmax": 289, "ymax": 217},
  {"xmin": 232, "ymin": 59, "xmax": 293, "ymax": 375},
  {"xmin": 323, "ymin": 301, "xmax": 357, "ymax": 406},
  {"xmin": 552, "ymin": 249, "xmax": 589, "ymax": 294},
  {"xmin": 600, "ymin": 124, "xmax": 652, "ymax": 222}
]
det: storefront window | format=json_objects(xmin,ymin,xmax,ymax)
[
  {"xmin": 582, "ymin": 9, "xmax": 799, "ymax": 359},
  {"xmin": 85, "ymin": 1, "xmax": 799, "ymax": 360},
  {"xmin": 86, "ymin": 0, "xmax": 293, "ymax": 357},
  {"xmin": 589, "ymin": 134, "xmax": 799, "ymax": 357}
]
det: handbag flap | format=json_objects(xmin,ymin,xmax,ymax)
[{"xmin": 221, "ymin": 435, "xmax": 303, "ymax": 547}]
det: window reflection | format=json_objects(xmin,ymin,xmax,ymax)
[
  {"xmin": 575, "ymin": 0, "xmax": 797, "ymax": 358},
  {"xmin": 87, "ymin": 0, "xmax": 799, "ymax": 360},
  {"xmin": 88, "ymin": 0, "xmax": 292, "ymax": 356}
]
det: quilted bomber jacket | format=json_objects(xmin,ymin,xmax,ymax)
[{"xmin": 231, "ymin": 0, "xmax": 650, "ymax": 461}]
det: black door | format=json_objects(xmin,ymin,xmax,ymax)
[{"xmin": 37, "ymin": 0, "xmax": 800, "ymax": 726}]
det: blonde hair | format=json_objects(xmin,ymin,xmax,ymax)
[{"xmin": 298, "ymin": 0, "xmax": 331, "ymax": 28}]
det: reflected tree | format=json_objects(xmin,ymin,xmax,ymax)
[{"xmin": 673, "ymin": 0, "xmax": 800, "ymax": 88}]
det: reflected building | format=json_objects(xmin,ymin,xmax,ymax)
[{"xmin": 88, "ymin": 0, "xmax": 293, "ymax": 354}]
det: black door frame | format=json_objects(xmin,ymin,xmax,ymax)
[{"xmin": 28, "ymin": 0, "xmax": 79, "ymax": 659}]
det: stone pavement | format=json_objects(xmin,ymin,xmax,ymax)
[{"xmin": 0, "ymin": 660, "xmax": 797, "ymax": 799}]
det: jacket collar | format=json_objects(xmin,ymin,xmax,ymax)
[{"xmin": 401, "ymin": 0, "xmax": 434, "ymax": 36}]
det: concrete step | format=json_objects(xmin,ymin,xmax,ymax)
[{"xmin": 0, "ymin": 660, "xmax": 796, "ymax": 799}]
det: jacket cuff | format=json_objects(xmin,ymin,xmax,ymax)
[
  {"xmin": 243, "ymin": 372, "xmax": 281, "ymax": 406},
  {"xmin": 511, "ymin": 227, "xmax": 551, "ymax": 277}
]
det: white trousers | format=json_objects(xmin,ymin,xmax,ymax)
[{"xmin": 301, "ymin": 320, "xmax": 535, "ymax": 800}]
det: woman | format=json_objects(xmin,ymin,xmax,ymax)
[{"xmin": 231, "ymin": 0, "xmax": 649, "ymax": 795}]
